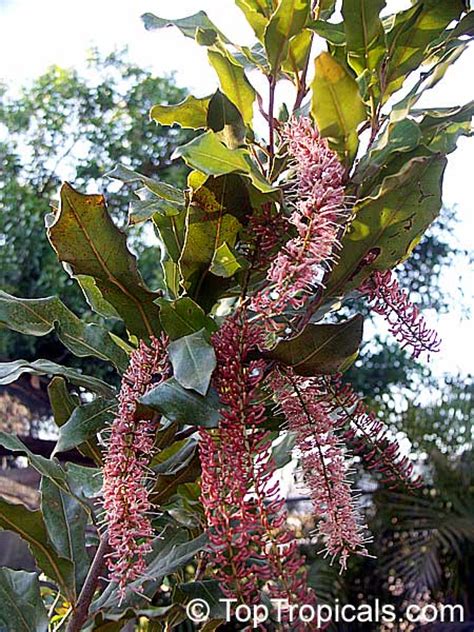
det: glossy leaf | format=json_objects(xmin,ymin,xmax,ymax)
[
  {"xmin": 264, "ymin": 0, "xmax": 311, "ymax": 75},
  {"xmin": 158, "ymin": 297, "xmax": 216, "ymax": 340},
  {"xmin": 92, "ymin": 525, "xmax": 208, "ymax": 612},
  {"xmin": 54, "ymin": 398, "xmax": 116, "ymax": 454},
  {"xmin": 66, "ymin": 463, "xmax": 103, "ymax": 501},
  {"xmin": 0, "ymin": 432, "xmax": 69, "ymax": 493},
  {"xmin": 309, "ymin": 20, "xmax": 345, "ymax": 45},
  {"xmin": 48, "ymin": 377, "xmax": 103, "ymax": 464},
  {"xmin": 207, "ymin": 90, "xmax": 247, "ymax": 149},
  {"xmin": 326, "ymin": 154, "xmax": 447, "ymax": 295},
  {"xmin": 0, "ymin": 498, "xmax": 75, "ymax": 601},
  {"xmin": 47, "ymin": 183, "xmax": 161, "ymax": 339},
  {"xmin": 418, "ymin": 101, "xmax": 474, "ymax": 154},
  {"xmin": 40, "ymin": 478, "xmax": 89, "ymax": 593},
  {"xmin": 175, "ymin": 131, "xmax": 275, "ymax": 192},
  {"xmin": 0, "ymin": 291, "xmax": 128, "ymax": 372},
  {"xmin": 75, "ymin": 274, "xmax": 121, "ymax": 320},
  {"xmin": 311, "ymin": 52, "xmax": 366, "ymax": 163},
  {"xmin": 152, "ymin": 439, "xmax": 201, "ymax": 504},
  {"xmin": 47, "ymin": 376, "xmax": 79, "ymax": 427},
  {"xmin": 235, "ymin": 0, "xmax": 269, "ymax": 41},
  {"xmin": 168, "ymin": 329, "xmax": 216, "ymax": 396},
  {"xmin": 282, "ymin": 29, "xmax": 313, "ymax": 75},
  {"xmin": 0, "ymin": 358, "xmax": 115, "ymax": 398},
  {"xmin": 207, "ymin": 48, "xmax": 256, "ymax": 125},
  {"xmin": 179, "ymin": 207, "xmax": 242, "ymax": 286},
  {"xmin": 180, "ymin": 580, "xmax": 227, "ymax": 619},
  {"xmin": 142, "ymin": 11, "xmax": 231, "ymax": 43},
  {"xmin": 140, "ymin": 377, "xmax": 221, "ymax": 428},
  {"xmin": 265, "ymin": 314, "xmax": 364, "ymax": 375},
  {"xmin": 342, "ymin": 0, "xmax": 386, "ymax": 99},
  {"xmin": 383, "ymin": 0, "xmax": 466, "ymax": 100},
  {"xmin": 209, "ymin": 242, "xmax": 245, "ymax": 277},
  {"xmin": 150, "ymin": 95, "xmax": 211, "ymax": 129},
  {"xmin": 0, "ymin": 569, "xmax": 48, "ymax": 632}
]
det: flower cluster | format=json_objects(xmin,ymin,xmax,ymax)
[
  {"xmin": 359, "ymin": 269, "xmax": 441, "ymax": 358},
  {"xmin": 102, "ymin": 334, "xmax": 170, "ymax": 598},
  {"xmin": 252, "ymin": 116, "xmax": 347, "ymax": 322},
  {"xmin": 319, "ymin": 374, "xmax": 422, "ymax": 489},
  {"xmin": 271, "ymin": 369, "xmax": 369, "ymax": 571},
  {"xmin": 199, "ymin": 316, "xmax": 315, "ymax": 624}
]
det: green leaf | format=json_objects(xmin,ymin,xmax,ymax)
[
  {"xmin": 383, "ymin": 0, "xmax": 466, "ymax": 100},
  {"xmin": 207, "ymin": 90, "xmax": 247, "ymax": 149},
  {"xmin": 0, "ymin": 569, "xmax": 48, "ymax": 632},
  {"xmin": 417, "ymin": 101, "xmax": 474, "ymax": 154},
  {"xmin": 311, "ymin": 52, "xmax": 367, "ymax": 163},
  {"xmin": 168, "ymin": 329, "xmax": 216, "ymax": 396},
  {"xmin": 0, "ymin": 291, "xmax": 128, "ymax": 372},
  {"xmin": 142, "ymin": 11, "xmax": 231, "ymax": 43},
  {"xmin": 47, "ymin": 183, "xmax": 161, "ymax": 339},
  {"xmin": 0, "ymin": 498, "xmax": 75, "ymax": 601},
  {"xmin": 0, "ymin": 432, "xmax": 69, "ymax": 493},
  {"xmin": 318, "ymin": 0, "xmax": 337, "ymax": 19},
  {"xmin": 265, "ymin": 314, "xmax": 364, "ymax": 376},
  {"xmin": 150, "ymin": 95, "xmax": 211, "ymax": 129},
  {"xmin": 66, "ymin": 463, "xmax": 103, "ymax": 500},
  {"xmin": 108, "ymin": 165, "xmax": 184, "ymax": 205},
  {"xmin": 91, "ymin": 526, "xmax": 208, "ymax": 612},
  {"xmin": 308, "ymin": 20, "xmax": 345, "ymax": 45},
  {"xmin": 158, "ymin": 297, "xmax": 216, "ymax": 340},
  {"xmin": 235, "ymin": 0, "xmax": 270, "ymax": 41},
  {"xmin": 207, "ymin": 48, "xmax": 256, "ymax": 125},
  {"xmin": 175, "ymin": 131, "xmax": 275, "ymax": 192},
  {"xmin": 0, "ymin": 359, "xmax": 115, "ymax": 398},
  {"xmin": 48, "ymin": 376, "xmax": 79, "ymax": 427},
  {"xmin": 54, "ymin": 398, "xmax": 116, "ymax": 454},
  {"xmin": 175, "ymin": 130, "xmax": 250, "ymax": 175},
  {"xmin": 179, "ymin": 580, "xmax": 227, "ymax": 619},
  {"xmin": 48, "ymin": 378, "xmax": 103, "ymax": 464},
  {"xmin": 342, "ymin": 0, "xmax": 386, "ymax": 99},
  {"xmin": 353, "ymin": 119, "xmax": 423, "ymax": 191},
  {"xmin": 75, "ymin": 275, "xmax": 121, "ymax": 320},
  {"xmin": 326, "ymin": 153, "xmax": 447, "ymax": 295},
  {"xmin": 140, "ymin": 377, "xmax": 221, "ymax": 428},
  {"xmin": 152, "ymin": 439, "xmax": 201, "ymax": 504},
  {"xmin": 209, "ymin": 242, "xmax": 245, "ymax": 277},
  {"xmin": 179, "ymin": 207, "xmax": 242, "ymax": 286},
  {"xmin": 40, "ymin": 478, "xmax": 89, "ymax": 593},
  {"xmin": 264, "ymin": 0, "xmax": 311, "ymax": 76},
  {"xmin": 282, "ymin": 29, "xmax": 313, "ymax": 75}
]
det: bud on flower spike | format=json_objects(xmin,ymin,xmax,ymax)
[
  {"xmin": 102, "ymin": 334, "xmax": 170, "ymax": 599},
  {"xmin": 359, "ymin": 269, "xmax": 441, "ymax": 359},
  {"xmin": 252, "ymin": 116, "xmax": 348, "ymax": 325}
]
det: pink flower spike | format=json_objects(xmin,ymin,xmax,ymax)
[
  {"xmin": 359, "ymin": 270, "xmax": 441, "ymax": 359},
  {"xmin": 102, "ymin": 334, "xmax": 170, "ymax": 599},
  {"xmin": 252, "ymin": 116, "xmax": 348, "ymax": 325},
  {"xmin": 271, "ymin": 369, "xmax": 370, "ymax": 570}
]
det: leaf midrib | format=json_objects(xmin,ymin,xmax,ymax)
[{"xmin": 62, "ymin": 189, "xmax": 154, "ymax": 337}]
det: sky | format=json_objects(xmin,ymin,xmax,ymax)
[{"xmin": 0, "ymin": 0, "xmax": 472, "ymax": 377}]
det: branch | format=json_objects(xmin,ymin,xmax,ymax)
[{"xmin": 65, "ymin": 533, "xmax": 110, "ymax": 632}]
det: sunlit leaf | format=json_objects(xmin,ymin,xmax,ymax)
[{"xmin": 311, "ymin": 52, "xmax": 367, "ymax": 163}]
